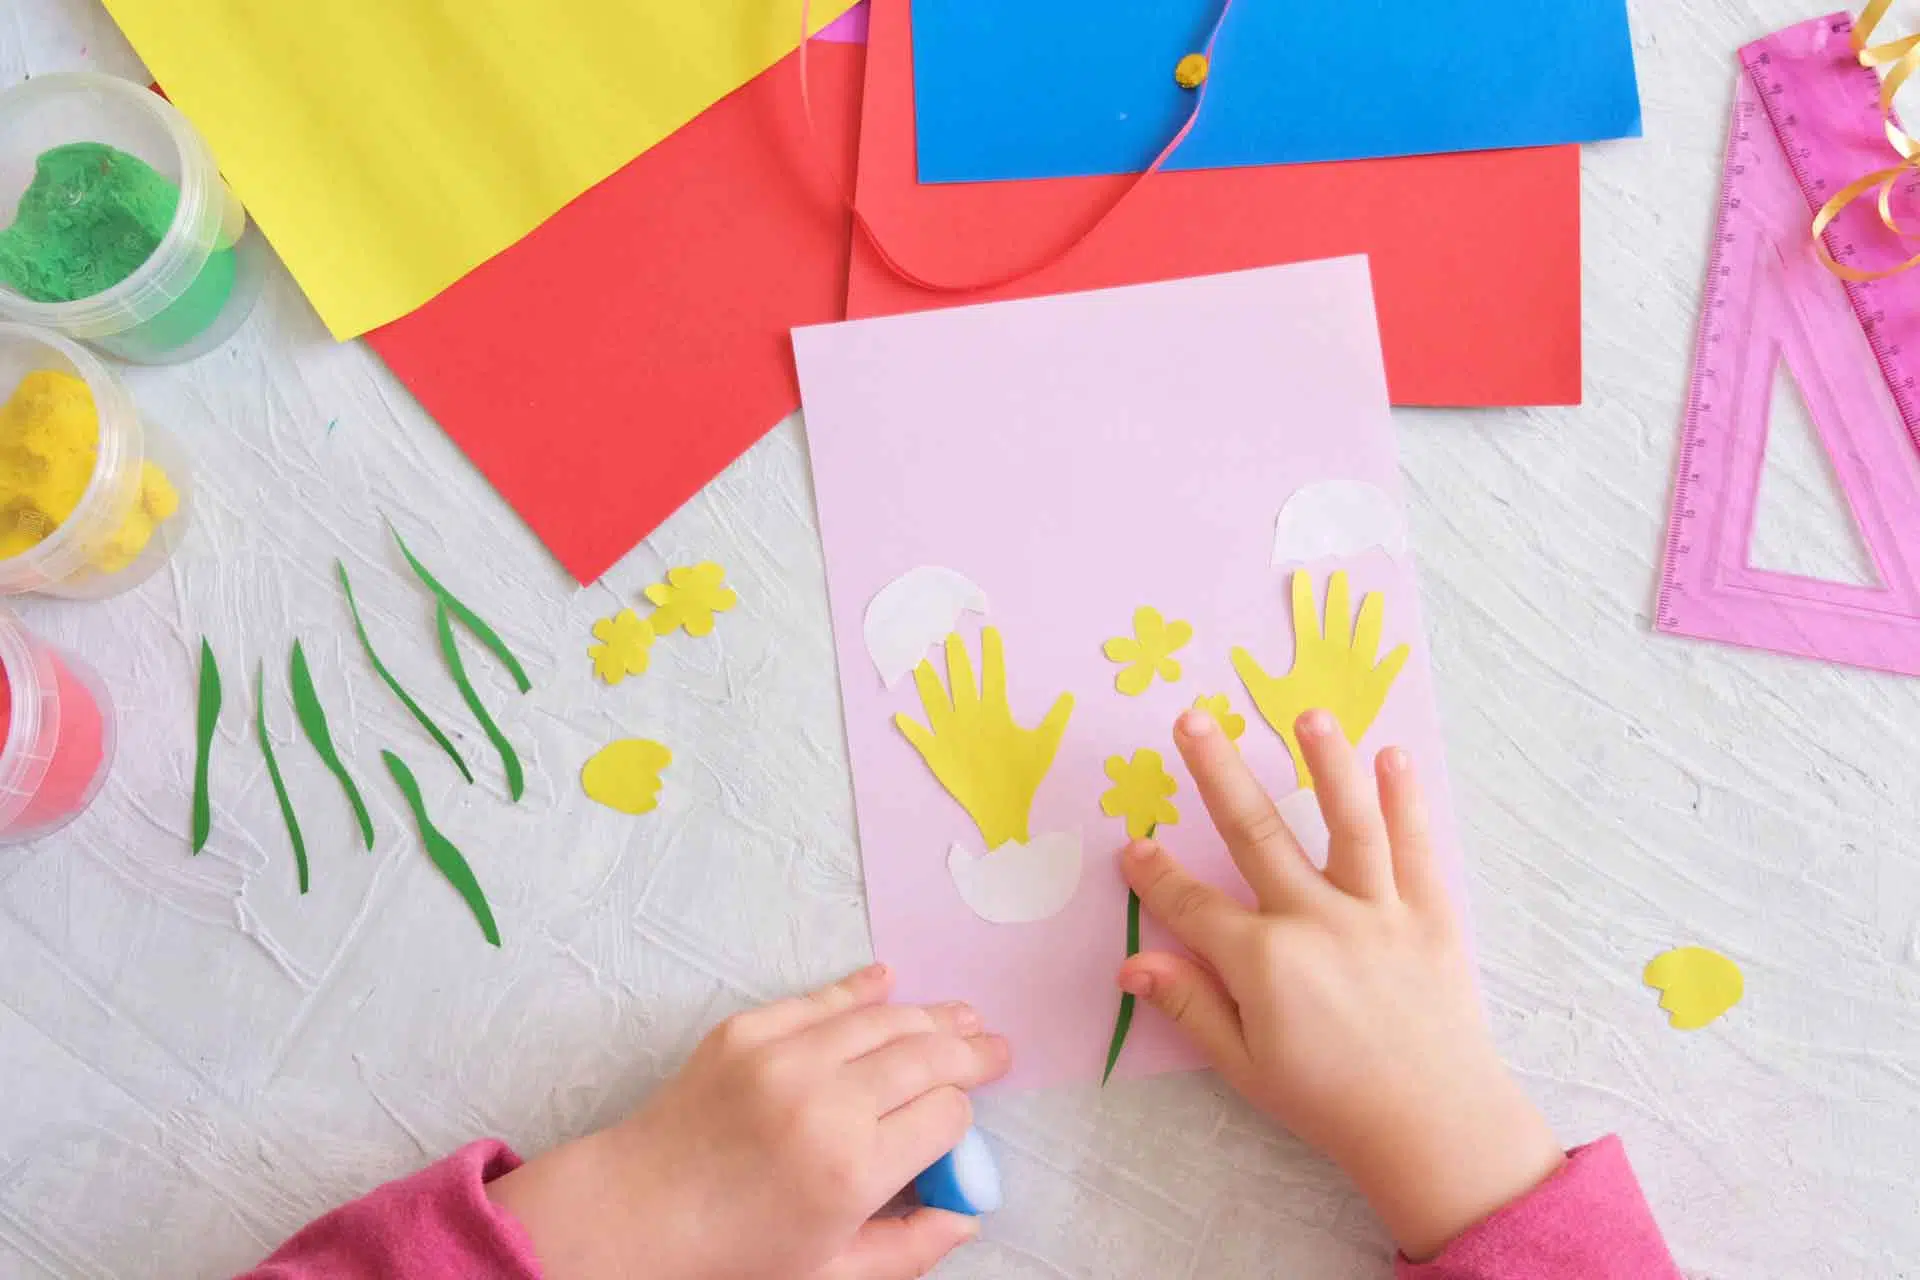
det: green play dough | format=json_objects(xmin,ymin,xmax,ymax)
[
  {"xmin": 0, "ymin": 141, "xmax": 235, "ymax": 351},
  {"xmin": 0, "ymin": 142, "xmax": 176, "ymax": 301}
]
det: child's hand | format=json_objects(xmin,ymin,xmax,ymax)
[
  {"xmin": 487, "ymin": 965, "xmax": 1010, "ymax": 1279},
  {"xmin": 1118, "ymin": 707, "xmax": 1564, "ymax": 1261}
]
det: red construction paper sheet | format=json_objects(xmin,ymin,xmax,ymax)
[
  {"xmin": 845, "ymin": 0, "xmax": 1581, "ymax": 407},
  {"xmin": 369, "ymin": 44, "xmax": 863, "ymax": 584}
]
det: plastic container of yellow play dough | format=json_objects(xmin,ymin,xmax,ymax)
[
  {"xmin": 0, "ymin": 612, "xmax": 115, "ymax": 844},
  {"xmin": 0, "ymin": 72, "xmax": 265, "ymax": 364},
  {"xmin": 0, "ymin": 323, "xmax": 191, "ymax": 598}
]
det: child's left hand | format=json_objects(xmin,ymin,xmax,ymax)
[{"xmin": 485, "ymin": 963, "xmax": 1011, "ymax": 1279}]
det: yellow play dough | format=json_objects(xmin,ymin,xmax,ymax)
[
  {"xmin": 0, "ymin": 369, "xmax": 178, "ymax": 573},
  {"xmin": 581, "ymin": 738, "xmax": 673, "ymax": 815},
  {"xmin": 1644, "ymin": 946, "xmax": 1744, "ymax": 1031}
]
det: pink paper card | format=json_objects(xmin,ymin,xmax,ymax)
[{"xmin": 794, "ymin": 258, "xmax": 1470, "ymax": 1091}]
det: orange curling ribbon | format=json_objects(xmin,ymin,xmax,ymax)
[
  {"xmin": 1814, "ymin": 0, "xmax": 1920, "ymax": 280},
  {"xmin": 797, "ymin": 0, "xmax": 1237, "ymax": 294}
]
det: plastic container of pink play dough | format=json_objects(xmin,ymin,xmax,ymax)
[{"xmin": 0, "ymin": 612, "xmax": 115, "ymax": 844}]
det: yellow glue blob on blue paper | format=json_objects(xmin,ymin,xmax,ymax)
[{"xmin": 1644, "ymin": 946, "xmax": 1743, "ymax": 1031}]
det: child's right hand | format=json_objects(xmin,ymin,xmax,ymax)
[{"xmin": 1118, "ymin": 707, "xmax": 1566, "ymax": 1262}]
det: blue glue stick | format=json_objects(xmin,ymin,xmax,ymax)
[{"xmin": 913, "ymin": 1126, "xmax": 1003, "ymax": 1216}]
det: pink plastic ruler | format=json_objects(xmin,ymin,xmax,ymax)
[{"xmin": 1660, "ymin": 13, "xmax": 1920, "ymax": 676}]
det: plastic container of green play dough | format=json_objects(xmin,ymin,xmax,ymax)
[
  {"xmin": 0, "ymin": 612, "xmax": 115, "ymax": 845},
  {"xmin": 0, "ymin": 323, "xmax": 192, "ymax": 598},
  {"xmin": 0, "ymin": 72, "xmax": 265, "ymax": 364}
]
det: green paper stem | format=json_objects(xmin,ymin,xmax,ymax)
[
  {"xmin": 436, "ymin": 601, "xmax": 525, "ymax": 802},
  {"xmin": 255, "ymin": 664, "xmax": 309, "ymax": 894},
  {"xmin": 190, "ymin": 638, "xmax": 221, "ymax": 854},
  {"xmin": 382, "ymin": 750, "xmax": 501, "ymax": 947},
  {"xmin": 1102, "ymin": 889, "xmax": 1143, "ymax": 1086},
  {"xmin": 337, "ymin": 560, "xmax": 474, "ymax": 784},
  {"xmin": 392, "ymin": 527, "xmax": 531, "ymax": 693},
  {"xmin": 289, "ymin": 640, "xmax": 375, "ymax": 849}
]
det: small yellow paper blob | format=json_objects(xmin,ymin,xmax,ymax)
[
  {"xmin": 581, "ymin": 738, "xmax": 673, "ymax": 815},
  {"xmin": 1233, "ymin": 570, "xmax": 1409, "ymax": 789},
  {"xmin": 1644, "ymin": 947, "xmax": 1743, "ymax": 1031},
  {"xmin": 896, "ymin": 628, "xmax": 1074, "ymax": 849},
  {"xmin": 1174, "ymin": 53, "xmax": 1209, "ymax": 89},
  {"xmin": 1100, "ymin": 750, "xmax": 1179, "ymax": 840},
  {"xmin": 645, "ymin": 561, "xmax": 739, "ymax": 637},
  {"xmin": 589, "ymin": 609, "xmax": 655, "ymax": 685},
  {"xmin": 1191, "ymin": 694, "xmax": 1246, "ymax": 742},
  {"xmin": 1103, "ymin": 605, "xmax": 1194, "ymax": 696}
]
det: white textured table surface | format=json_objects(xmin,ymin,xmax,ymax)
[{"xmin": 5, "ymin": 2, "xmax": 1919, "ymax": 1276}]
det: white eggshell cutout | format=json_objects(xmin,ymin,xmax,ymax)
[
  {"xmin": 1271, "ymin": 479, "xmax": 1408, "ymax": 567},
  {"xmin": 864, "ymin": 566, "xmax": 990, "ymax": 688},
  {"xmin": 948, "ymin": 831, "xmax": 1084, "ymax": 924}
]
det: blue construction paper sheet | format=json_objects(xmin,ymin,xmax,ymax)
[{"xmin": 910, "ymin": 0, "xmax": 1641, "ymax": 183}]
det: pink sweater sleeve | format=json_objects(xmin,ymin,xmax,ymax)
[
  {"xmin": 1397, "ymin": 1137, "xmax": 1679, "ymax": 1280},
  {"xmin": 238, "ymin": 1140, "xmax": 542, "ymax": 1280}
]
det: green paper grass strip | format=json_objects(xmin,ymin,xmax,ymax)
[
  {"xmin": 392, "ymin": 527, "xmax": 531, "ymax": 693},
  {"xmin": 337, "ymin": 560, "xmax": 474, "ymax": 784},
  {"xmin": 1101, "ymin": 888, "xmax": 1143, "ymax": 1086},
  {"xmin": 436, "ymin": 602, "xmax": 525, "ymax": 802},
  {"xmin": 255, "ymin": 664, "xmax": 309, "ymax": 894},
  {"xmin": 289, "ymin": 641, "xmax": 375, "ymax": 849},
  {"xmin": 190, "ymin": 638, "xmax": 221, "ymax": 853},
  {"xmin": 383, "ymin": 750, "xmax": 501, "ymax": 947}
]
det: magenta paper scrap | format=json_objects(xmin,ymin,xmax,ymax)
[{"xmin": 793, "ymin": 257, "xmax": 1470, "ymax": 1092}]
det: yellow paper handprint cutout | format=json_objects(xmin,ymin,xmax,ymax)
[
  {"xmin": 896, "ymin": 628, "xmax": 1075, "ymax": 849},
  {"xmin": 1232, "ymin": 570, "xmax": 1409, "ymax": 788}
]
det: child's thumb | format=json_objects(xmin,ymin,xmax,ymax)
[
  {"xmin": 1119, "ymin": 952, "xmax": 1251, "ymax": 1082},
  {"xmin": 825, "ymin": 1206, "xmax": 979, "ymax": 1280}
]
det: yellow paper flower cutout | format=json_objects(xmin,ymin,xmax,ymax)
[
  {"xmin": 1191, "ymin": 694, "xmax": 1246, "ymax": 742},
  {"xmin": 1232, "ymin": 570, "xmax": 1409, "ymax": 789},
  {"xmin": 1103, "ymin": 606, "xmax": 1194, "ymax": 696},
  {"xmin": 645, "ymin": 562, "xmax": 739, "ymax": 637},
  {"xmin": 1100, "ymin": 749, "xmax": 1180, "ymax": 840},
  {"xmin": 589, "ymin": 609, "xmax": 655, "ymax": 685},
  {"xmin": 896, "ymin": 628, "xmax": 1075, "ymax": 850}
]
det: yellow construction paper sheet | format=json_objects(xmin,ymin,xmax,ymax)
[{"xmin": 101, "ymin": 0, "xmax": 860, "ymax": 338}]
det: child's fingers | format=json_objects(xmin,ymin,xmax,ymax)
[
  {"xmin": 820, "ymin": 1208, "xmax": 980, "ymax": 1280},
  {"xmin": 1118, "ymin": 951, "xmax": 1251, "ymax": 1085},
  {"xmin": 1173, "ymin": 709, "xmax": 1323, "ymax": 912},
  {"xmin": 1376, "ymin": 747, "xmax": 1445, "ymax": 908},
  {"xmin": 852, "ymin": 1031, "xmax": 1011, "ymax": 1117},
  {"xmin": 1296, "ymin": 711, "xmax": 1395, "ymax": 901},
  {"xmin": 874, "ymin": 1085, "xmax": 974, "ymax": 1193},
  {"xmin": 728, "ymin": 963, "xmax": 894, "ymax": 1046},
  {"xmin": 795, "ymin": 999, "xmax": 976, "ymax": 1066},
  {"xmin": 1121, "ymin": 840, "xmax": 1250, "ymax": 966}
]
